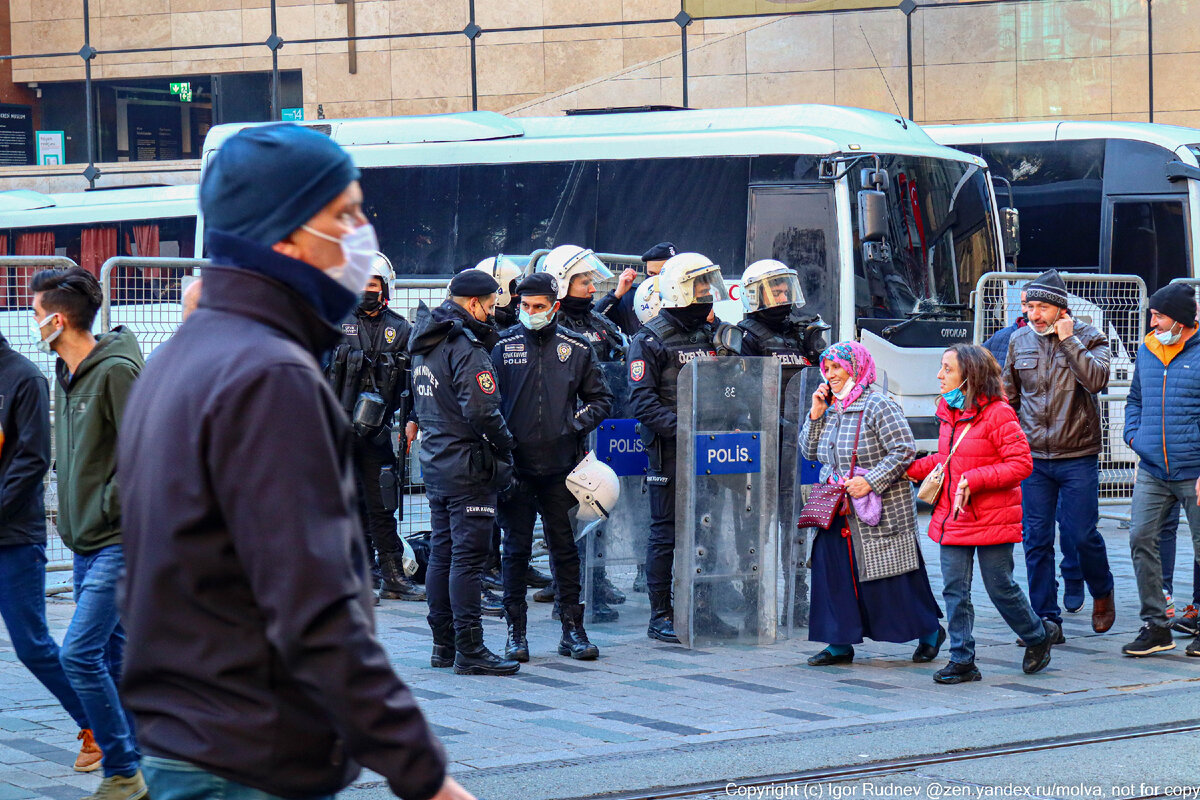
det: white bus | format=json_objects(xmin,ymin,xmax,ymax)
[
  {"xmin": 927, "ymin": 121, "xmax": 1200, "ymax": 292},
  {"xmin": 200, "ymin": 105, "xmax": 1009, "ymax": 440}
]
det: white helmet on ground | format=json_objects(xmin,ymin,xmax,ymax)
[
  {"xmin": 539, "ymin": 245, "xmax": 613, "ymax": 300},
  {"xmin": 566, "ymin": 451, "xmax": 620, "ymax": 520},
  {"xmin": 657, "ymin": 252, "xmax": 727, "ymax": 309},
  {"xmin": 634, "ymin": 275, "xmax": 662, "ymax": 324},
  {"xmin": 740, "ymin": 259, "xmax": 804, "ymax": 314},
  {"xmin": 474, "ymin": 255, "xmax": 524, "ymax": 308}
]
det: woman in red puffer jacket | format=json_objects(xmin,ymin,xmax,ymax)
[{"xmin": 907, "ymin": 344, "xmax": 1058, "ymax": 685}]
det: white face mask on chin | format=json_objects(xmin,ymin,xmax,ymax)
[
  {"xmin": 833, "ymin": 381, "xmax": 855, "ymax": 400},
  {"xmin": 301, "ymin": 222, "xmax": 379, "ymax": 293}
]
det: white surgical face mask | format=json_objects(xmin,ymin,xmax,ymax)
[
  {"xmin": 833, "ymin": 380, "xmax": 855, "ymax": 400},
  {"xmin": 32, "ymin": 314, "xmax": 61, "ymax": 355},
  {"xmin": 519, "ymin": 307, "xmax": 556, "ymax": 331},
  {"xmin": 1155, "ymin": 322, "xmax": 1183, "ymax": 346},
  {"xmin": 301, "ymin": 222, "xmax": 379, "ymax": 293},
  {"xmin": 1032, "ymin": 309, "xmax": 1061, "ymax": 336}
]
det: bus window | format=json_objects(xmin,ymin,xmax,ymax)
[
  {"xmin": 746, "ymin": 185, "xmax": 837, "ymax": 332},
  {"xmin": 1109, "ymin": 199, "xmax": 1188, "ymax": 292}
]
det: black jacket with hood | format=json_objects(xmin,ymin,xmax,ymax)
[
  {"xmin": 409, "ymin": 299, "xmax": 514, "ymax": 497},
  {"xmin": 0, "ymin": 335, "xmax": 51, "ymax": 547},
  {"xmin": 118, "ymin": 231, "xmax": 446, "ymax": 800}
]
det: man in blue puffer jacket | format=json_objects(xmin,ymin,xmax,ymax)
[{"xmin": 1122, "ymin": 283, "xmax": 1200, "ymax": 658}]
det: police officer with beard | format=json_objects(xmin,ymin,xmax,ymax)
[
  {"xmin": 490, "ymin": 272, "xmax": 613, "ymax": 662},
  {"xmin": 409, "ymin": 270, "xmax": 519, "ymax": 676},
  {"xmin": 540, "ymin": 244, "xmax": 627, "ymax": 620},
  {"xmin": 628, "ymin": 252, "xmax": 729, "ymax": 643},
  {"xmin": 326, "ymin": 253, "xmax": 423, "ymax": 602}
]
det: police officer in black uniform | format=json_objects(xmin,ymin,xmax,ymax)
[
  {"xmin": 408, "ymin": 270, "xmax": 519, "ymax": 676},
  {"xmin": 629, "ymin": 252, "xmax": 734, "ymax": 643},
  {"xmin": 735, "ymin": 259, "xmax": 829, "ymax": 378},
  {"xmin": 490, "ymin": 272, "xmax": 613, "ymax": 661},
  {"xmin": 540, "ymin": 244, "xmax": 628, "ymax": 621},
  {"xmin": 597, "ymin": 242, "xmax": 676, "ymax": 337},
  {"xmin": 326, "ymin": 253, "xmax": 423, "ymax": 602}
]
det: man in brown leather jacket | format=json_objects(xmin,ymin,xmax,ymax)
[{"xmin": 1003, "ymin": 269, "xmax": 1116, "ymax": 639}]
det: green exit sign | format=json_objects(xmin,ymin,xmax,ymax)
[{"xmin": 169, "ymin": 82, "xmax": 188, "ymax": 94}]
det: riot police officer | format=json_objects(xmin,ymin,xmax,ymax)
[
  {"xmin": 597, "ymin": 242, "xmax": 676, "ymax": 336},
  {"xmin": 540, "ymin": 244, "xmax": 628, "ymax": 620},
  {"xmin": 628, "ymin": 252, "xmax": 728, "ymax": 643},
  {"xmin": 490, "ymin": 272, "xmax": 614, "ymax": 661},
  {"xmin": 326, "ymin": 253, "xmax": 423, "ymax": 602},
  {"xmin": 409, "ymin": 269, "xmax": 519, "ymax": 676}
]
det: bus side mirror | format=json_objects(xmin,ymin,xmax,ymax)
[
  {"xmin": 1001, "ymin": 207, "xmax": 1021, "ymax": 260},
  {"xmin": 858, "ymin": 189, "xmax": 890, "ymax": 262}
]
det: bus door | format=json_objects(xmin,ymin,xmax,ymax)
[
  {"xmin": 746, "ymin": 184, "xmax": 839, "ymax": 332},
  {"xmin": 1104, "ymin": 195, "xmax": 1190, "ymax": 293}
]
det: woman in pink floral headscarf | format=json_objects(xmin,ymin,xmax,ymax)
[{"xmin": 799, "ymin": 341, "xmax": 944, "ymax": 667}]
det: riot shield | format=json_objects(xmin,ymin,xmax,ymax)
[
  {"xmin": 675, "ymin": 357, "xmax": 781, "ymax": 647},
  {"xmin": 580, "ymin": 361, "xmax": 651, "ymax": 626},
  {"xmin": 778, "ymin": 367, "xmax": 824, "ymax": 638}
]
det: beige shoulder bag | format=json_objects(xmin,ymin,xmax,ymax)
[{"xmin": 917, "ymin": 424, "xmax": 971, "ymax": 505}]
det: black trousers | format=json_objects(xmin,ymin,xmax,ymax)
[
  {"xmin": 499, "ymin": 475, "xmax": 582, "ymax": 610},
  {"xmin": 425, "ymin": 491, "xmax": 497, "ymax": 633},
  {"xmin": 352, "ymin": 430, "xmax": 402, "ymax": 557},
  {"xmin": 646, "ymin": 458, "xmax": 676, "ymax": 596}
]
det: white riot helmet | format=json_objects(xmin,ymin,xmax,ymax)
[
  {"xmin": 539, "ymin": 245, "xmax": 613, "ymax": 300},
  {"xmin": 369, "ymin": 252, "xmax": 395, "ymax": 299},
  {"xmin": 741, "ymin": 259, "xmax": 804, "ymax": 314},
  {"xmin": 474, "ymin": 255, "xmax": 523, "ymax": 308},
  {"xmin": 634, "ymin": 275, "xmax": 662, "ymax": 324},
  {"xmin": 657, "ymin": 252, "xmax": 727, "ymax": 309},
  {"xmin": 565, "ymin": 451, "xmax": 620, "ymax": 520}
]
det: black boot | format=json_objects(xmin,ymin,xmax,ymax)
[
  {"xmin": 378, "ymin": 550, "xmax": 426, "ymax": 601},
  {"xmin": 524, "ymin": 565, "xmax": 553, "ymax": 589},
  {"xmin": 647, "ymin": 590, "xmax": 680, "ymax": 644},
  {"xmin": 590, "ymin": 598, "xmax": 619, "ymax": 623},
  {"xmin": 481, "ymin": 566, "xmax": 503, "ymax": 591},
  {"xmin": 428, "ymin": 619, "xmax": 455, "ymax": 669},
  {"xmin": 594, "ymin": 570, "xmax": 626, "ymax": 605},
  {"xmin": 533, "ymin": 582, "xmax": 556, "ymax": 603},
  {"xmin": 481, "ymin": 587, "xmax": 505, "ymax": 617},
  {"xmin": 453, "ymin": 624, "xmax": 520, "ymax": 676},
  {"xmin": 633, "ymin": 564, "xmax": 647, "ymax": 593},
  {"xmin": 558, "ymin": 604, "xmax": 599, "ymax": 660},
  {"xmin": 504, "ymin": 605, "xmax": 530, "ymax": 663},
  {"xmin": 694, "ymin": 586, "xmax": 739, "ymax": 639}
]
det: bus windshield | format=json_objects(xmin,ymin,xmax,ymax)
[{"xmin": 850, "ymin": 156, "xmax": 998, "ymax": 321}]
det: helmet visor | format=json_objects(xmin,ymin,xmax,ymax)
[
  {"xmin": 744, "ymin": 273, "xmax": 804, "ymax": 313},
  {"xmin": 566, "ymin": 251, "xmax": 614, "ymax": 292},
  {"xmin": 686, "ymin": 269, "xmax": 727, "ymax": 305}
]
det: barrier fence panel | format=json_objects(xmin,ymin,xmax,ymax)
[{"xmin": 973, "ymin": 271, "xmax": 1147, "ymax": 516}]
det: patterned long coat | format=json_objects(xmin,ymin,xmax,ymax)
[{"xmin": 800, "ymin": 390, "xmax": 920, "ymax": 582}]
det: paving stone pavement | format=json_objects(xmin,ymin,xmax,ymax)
[{"xmin": 0, "ymin": 516, "xmax": 1196, "ymax": 799}]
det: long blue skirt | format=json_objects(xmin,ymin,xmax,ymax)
[{"xmin": 808, "ymin": 517, "xmax": 943, "ymax": 646}]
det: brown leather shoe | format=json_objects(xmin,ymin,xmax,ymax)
[
  {"xmin": 74, "ymin": 728, "xmax": 102, "ymax": 772},
  {"xmin": 1092, "ymin": 590, "xmax": 1116, "ymax": 633}
]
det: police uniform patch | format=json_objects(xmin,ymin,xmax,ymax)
[
  {"xmin": 476, "ymin": 371, "xmax": 496, "ymax": 394},
  {"xmin": 630, "ymin": 359, "xmax": 646, "ymax": 382},
  {"xmin": 557, "ymin": 343, "xmax": 572, "ymax": 362},
  {"xmin": 342, "ymin": 323, "xmax": 358, "ymax": 336},
  {"xmin": 384, "ymin": 327, "xmax": 397, "ymax": 344}
]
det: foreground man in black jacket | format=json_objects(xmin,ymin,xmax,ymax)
[
  {"xmin": 409, "ymin": 269, "xmax": 519, "ymax": 676},
  {"xmin": 118, "ymin": 124, "xmax": 465, "ymax": 800},
  {"xmin": 490, "ymin": 272, "xmax": 613, "ymax": 662}
]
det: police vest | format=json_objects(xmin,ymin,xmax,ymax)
[
  {"xmin": 559, "ymin": 310, "xmax": 625, "ymax": 364},
  {"xmin": 327, "ymin": 307, "xmax": 411, "ymax": 421},
  {"xmin": 643, "ymin": 314, "xmax": 717, "ymax": 410},
  {"xmin": 737, "ymin": 316, "xmax": 815, "ymax": 388}
]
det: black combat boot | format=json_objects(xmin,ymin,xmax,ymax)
[
  {"xmin": 533, "ymin": 582, "xmax": 556, "ymax": 603},
  {"xmin": 694, "ymin": 586, "xmax": 740, "ymax": 639},
  {"xmin": 558, "ymin": 604, "xmax": 599, "ymax": 660},
  {"xmin": 647, "ymin": 590, "xmax": 681, "ymax": 644},
  {"xmin": 632, "ymin": 564, "xmax": 647, "ymax": 593},
  {"xmin": 524, "ymin": 564, "xmax": 553, "ymax": 589},
  {"xmin": 480, "ymin": 587, "xmax": 505, "ymax": 617},
  {"xmin": 594, "ymin": 569, "xmax": 626, "ymax": 605},
  {"xmin": 378, "ymin": 550, "xmax": 426, "ymax": 601},
  {"xmin": 453, "ymin": 624, "xmax": 520, "ymax": 676},
  {"xmin": 429, "ymin": 619, "xmax": 455, "ymax": 669},
  {"xmin": 504, "ymin": 604, "xmax": 530, "ymax": 663}
]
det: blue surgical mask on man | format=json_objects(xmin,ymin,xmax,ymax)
[
  {"xmin": 942, "ymin": 381, "xmax": 968, "ymax": 410},
  {"xmin": 519, "ymin": 307, "xmax": 556, "ymax": 331}
]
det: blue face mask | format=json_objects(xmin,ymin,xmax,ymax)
[
  {"xmin": 942, "ymin": 382, "xmax": 968, "ymax": 410},
  {"xmin": 519, "ymin": 307, "xmax": 556, "ymax": 331}
]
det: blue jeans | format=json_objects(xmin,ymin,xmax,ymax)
[
  {"xmin": 1155, "ymin": 496, "xmax": 1200, "ymax": 603},
  {"xmin": 1128, "ymin": 470, "xmax": 1200, "ymax": 628},
  {"xmin": 61, "ymin": 546, "xmax": 139, "ymax": 777},
  {"xmin": 1021, "ymin": 456, "xmax": 1114, "ymax": 623},
  {"xmin": 0, "ymin": 543, "xmax": 88, "ymax": 729},
  {"xmin": 143, "ymin": 756, "xmax": 335, "ymax": 800},
  {"xmin": 940, "ymin": 543, "xmax": 1045, "ymax": 664}
]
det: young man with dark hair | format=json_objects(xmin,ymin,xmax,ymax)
[{"xmin": 30, "ymin": 266, "xmax": 146, "ymax": 800}]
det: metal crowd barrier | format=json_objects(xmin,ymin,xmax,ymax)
[{"xmin": 972, "ymin": 271, "xmax": 1148, "ymax": 517}]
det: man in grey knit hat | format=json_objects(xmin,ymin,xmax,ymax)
[{"xmin": 1003, "ymin": 269, "xmax": 1117, "ymax": 641}]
